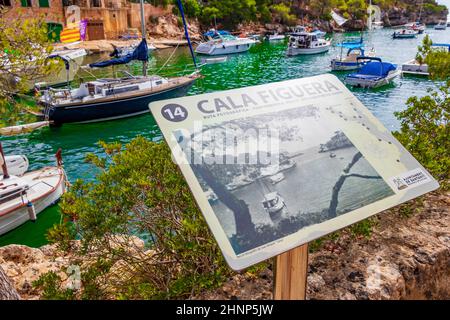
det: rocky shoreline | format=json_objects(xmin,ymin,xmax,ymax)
[
  {"xmin": 194, "ymin": 189, "xmax": 450, "ymax": 300},
  {"xmin": 0, "ymin": 188, "xmax": 448, "ymax": 300}
]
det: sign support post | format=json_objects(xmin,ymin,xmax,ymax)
[{"xmin": 274, "ymin": 244, "xmax": 309, "ymax": 300}]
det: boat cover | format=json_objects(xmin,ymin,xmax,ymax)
[
  {"xmin": 89, "ymin": 38, "xmax": 148, "ymax": 68},
  {"xmin": 347, "ymin": 61, "xmax": 397, "ymax": 80}
]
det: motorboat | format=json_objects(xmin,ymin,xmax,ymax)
[
  {"xmin": 434, "ymin": 21, "xmax": 447, "ymax": 30},
  {"xmin": 407, "ymin": 22, "xmax": 425, "ymax": 34},
  {"xmin": 344, "ymin": 57, "xmax": 400, "ymax": 88},
  {"xmin": 38, "ymin": 39, "xmax": 200, "ymax": 125},
  {"xmin": 195, "ymin": 30, "xmax": 256, "ymax": 55},
  {"xmin": 372, "ymin": 21, "xmax": 384, "ymax": 29},
  {"xmin": 268, "ymin": 172, "xmax": 285, "ymax": 184},
  {"xmin": 392, "ymin": 29, "xmax": 418, "ymax": 39},
  {"xmin": 265, "ymin": 32, "xmax": 285, "ymax": 41},
  {"xmin": 0, "ymin": 147, "xmax": 66, "ymax": 236},
  {"xmin": 402, "ymin": 43, "xmax": 450, "ymax": 76},
  {"xmin": 287, "ymin": 32, "xmax": 331, "ymax": 56},
  {"xmin": 331, "ymin": 38, "xmax": 376, "ymax": 71},
  {"xmin": 262, "ymin": 192, "xmax": 286, "ymax": 221}
]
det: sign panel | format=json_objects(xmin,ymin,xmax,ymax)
[{"xmin": 149, "ymin": 74, "xmax": 439, "ymax": 270}]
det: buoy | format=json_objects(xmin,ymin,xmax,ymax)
[{"xmin": 27, "ymin": 201, "xmax": 37, "ymax": 222}]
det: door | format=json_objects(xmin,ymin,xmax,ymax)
[{"xmin": 87, "ymin": 20, "xmax": 105, "ymax": 40}]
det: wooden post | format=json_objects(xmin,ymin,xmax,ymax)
[{"xmin": 274, "ymin": 243, "xmax": 309, "ymax": 300}]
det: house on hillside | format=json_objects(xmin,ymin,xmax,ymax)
[{"xmin": 0, "ymin": 0, "xmax": 169, "ymax": 41}]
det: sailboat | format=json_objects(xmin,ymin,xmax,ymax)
[{"xmin": 38, "ymin": 0, "xmax": 200, "ymax": 125}]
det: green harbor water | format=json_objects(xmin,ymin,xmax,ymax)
[{"xmin": 0, "ymin": 27, "xmax": 448, "ymax": 247}]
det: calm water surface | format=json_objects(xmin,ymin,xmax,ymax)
[{"xmin": 0, "ymin": 27, "xmax": 448, "ymax": 246}]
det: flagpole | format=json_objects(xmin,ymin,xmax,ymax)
[{"xmin": 140, "ymin": 0, "xmax": 147, "ymax": 76}]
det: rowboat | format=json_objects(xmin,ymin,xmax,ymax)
[
  {"xmin": 0, "ymin": 147, "xmax": 66, "ymax": 236},
  {"xmin": 392, "ymin": 29, "xmax": 418, "ymax": 39}
]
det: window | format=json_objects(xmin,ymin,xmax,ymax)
[
  {"xmin": 39, "ymin": 0, "xmax": 49, "ymax": 7},
  {"xmin": 0, "ymin": 0, "xmax": 12, "ymax": 6},
  {"xmin": 21, "ymin": 0, "xmax": 32, "ymax": 7},
  {"xmin": 90, "ymin": 0, "xmax": 101, "ymax": 7}
]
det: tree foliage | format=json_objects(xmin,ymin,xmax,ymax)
[
  {"xmin": 45, "ymin": 137, "xmax": 230, "ymax": 299},
  {"xmin": 393, "ymin": 37, "xmax": 450, "ymax": 189},
  {"xmin": 0, "ymin": 10, "xmax": 59, "ymax": 127}
]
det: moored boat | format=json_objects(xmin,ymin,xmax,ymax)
[
  {"xmin": 393, "ymin": 28, "xmax": 418, "ymax": 39},
  {"xmin": 344, "ymin": 57, "xmax": 400, "ymax": 88},
  {"xmin": 39, "ymin": 72, "xmax": 199, "ymax": 125},
  {"xmin": 331, "ymin": 38, "xmax": 376, "ymax": 71},
  {"xmin": 195, "ymin": 30, "xmax": 256, "ymax": 55},
  {"xmin": 0, "ymin": 146, "xmax": 66, "ymax": 236},
  {"xmin": 287, "ymin": 32, "xmax": 331, "ymax": 56},
  {"xmin": 434, "ymin": 20, "xmax": 447, "ymax": 30},
  {"xmin": 401, "ymin": 43, "xmax": 450, "ymax": 76}
]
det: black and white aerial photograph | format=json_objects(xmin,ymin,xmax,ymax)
[{"xmin": 175, "ymin": 105, "xmax": 396, "ymax": 255}]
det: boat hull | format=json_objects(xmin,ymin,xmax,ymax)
[
  {"xmin": 41, "ymin": 80, "xmax": 196, "ymax": 125},
  {"xmin": 0, "ymin": 167, "xmax": 65, "ymax": 236},
  {"xmin": 195, "ymin": 42, "xmax": 254, "ymax": 55},
  {"xmin": 401, "ymin": 60, "xmax": 429, "ymax": 76},
  {"xmin": 287, "ymin": 45, "xmax": 330, "ymax": 56},
  {"xmin": 344, "ymin": 71, "xmax": 400, "ymax": 88},
  {"xmin": 392, "ymin": 33, "xmax": 417, "ymax": 39},
  {"xmin": 331, "ymin": 60, "xmax": 361, "ymax": 71}
]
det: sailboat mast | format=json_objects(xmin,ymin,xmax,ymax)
[
  {"xmin": 140, "ymin": 0, "xmax": 147, "ymax": 76},
  {"xmin": 368, "ymin": 0, "xmax": 372, "ymax": 31}
]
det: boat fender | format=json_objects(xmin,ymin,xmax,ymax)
[
  {"xmin": 222, "ymin": 45, "xmax": 225, "ymax": 49},
  {"xmin": 27, "ymin": 201, "xmax": 37, "ymax": 222}
]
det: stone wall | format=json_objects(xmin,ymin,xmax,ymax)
[{"xmin": 2, "ymin": 0, "xmax": 65, "ymax": 24}]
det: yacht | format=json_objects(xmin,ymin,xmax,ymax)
[
  {"xmin": 195, "ymin": 30, "xmax": 256, "ymax": 55},
  {"xmin": 287, "ymin": 32, "xmax": 331, "ymax": 56},
  {"xmin": 435, "ymin": 21, "xmax": 447, "ymax": 30}
]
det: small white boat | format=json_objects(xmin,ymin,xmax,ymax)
[
  {"xmin": 262, "ymin": 192, "xmax": 286, "ymax": 220},
  {"xmin": 392, "ymin": 29, "xmax": 418, "ymax": 39},
  {"xmin": 266, "ymin": 33, "xmax": 285, "ymax": 41},
  {"xmin": 195, "ymin": 30, "xmax": 256, "ymax": 56},
  {"xmin": 311, "ymin": 29, "xmax": 327, "ymax": 38},
  {"xmin": 344, "ymin": 57, "xmax": 400, "ymax": 88},
  {"xmin": 0, "ymin": 149, "xmax": 66, "ymax": 236},
  {"xmin": 401, "ymin": 43, "xmax": 450, "ymax": 76},
  {"xmin": 372, "ymin": 21, "xmax": 384, "ymax": 29},
  {"xmin": 287, "ymin": 32, "xmax": 331, "ymax": 56},
  {"xmin": 268, "ymin": 172, "xmax": 285, "ymax": 184},
  {"xmin": 434, "ymin": 21, "xmax": 447, "ymax": 30},
  {"xmin": 406, "ymin": 22, "xmax": 425, "ymax": 34},
  {"xmin": 201, "ymin": 56, "xmax": 228, "ymax": 64}
]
